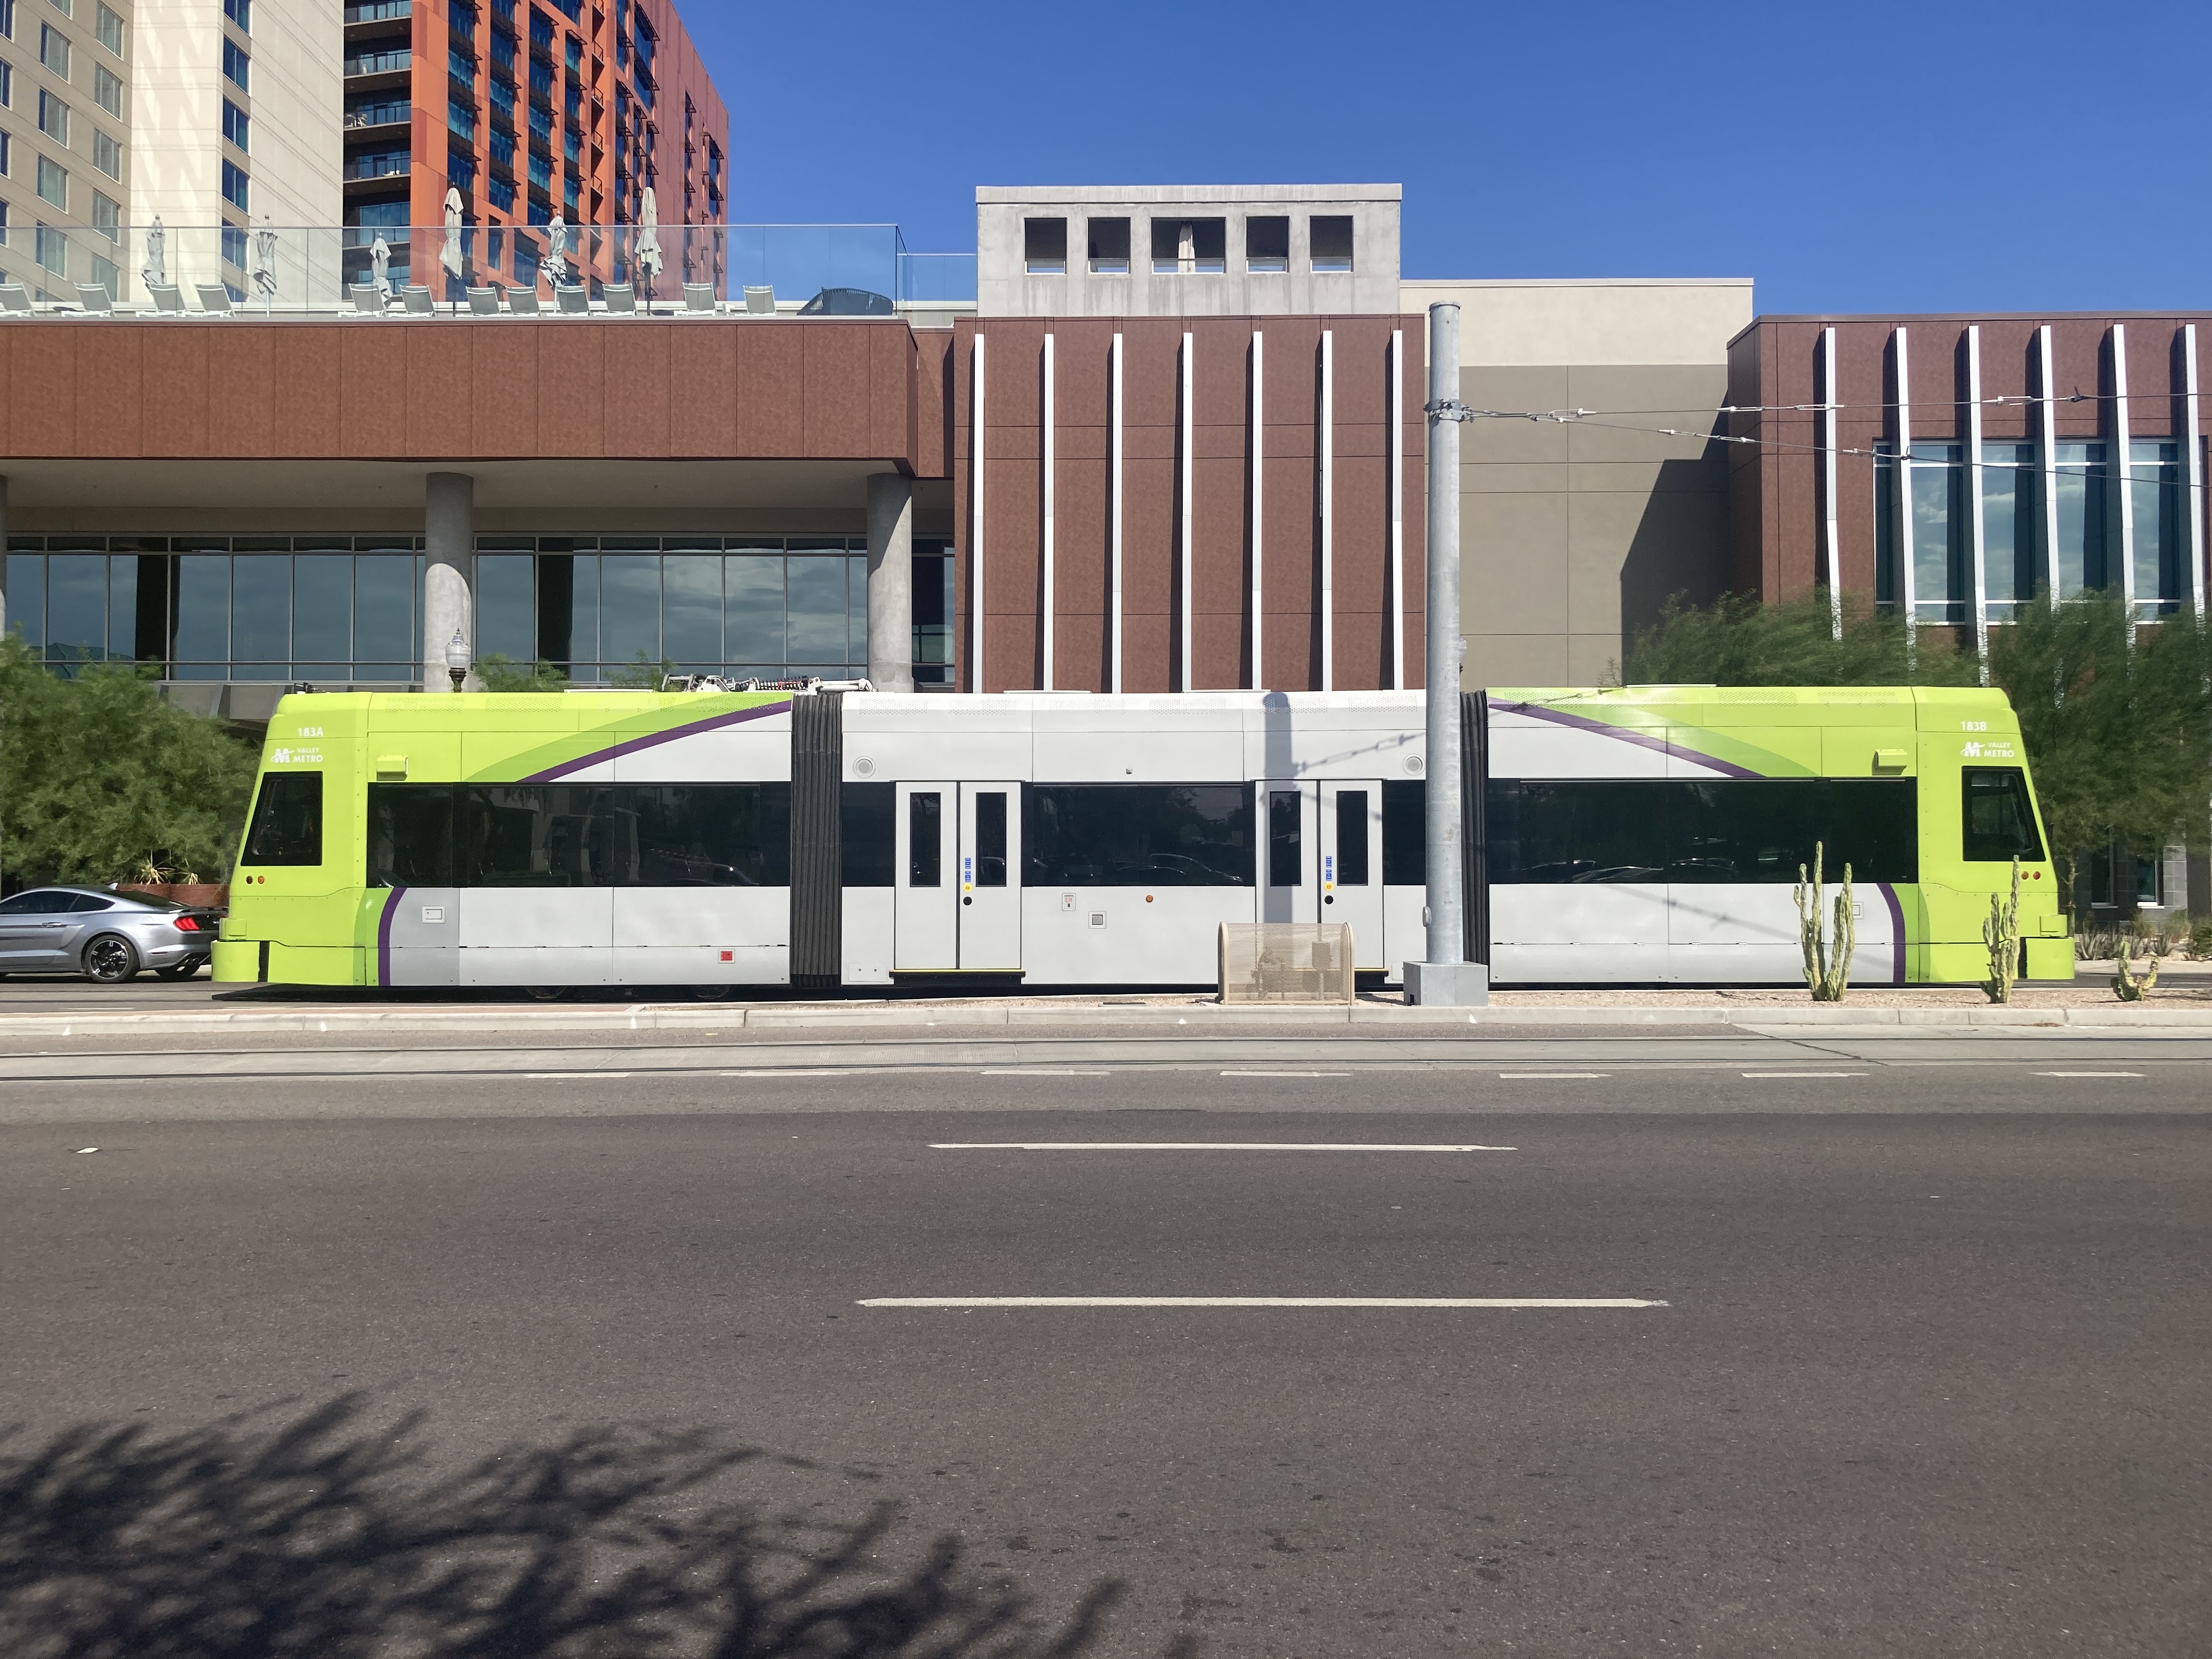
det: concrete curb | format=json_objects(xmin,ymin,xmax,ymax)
[{"xmin": 2, "ymin": 999, "xmax": 2210, "ymax": 1039}]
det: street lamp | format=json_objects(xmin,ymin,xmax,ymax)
[{"xmin": 445, "ymin": 630, "xmax": 471, "ymax": 692}]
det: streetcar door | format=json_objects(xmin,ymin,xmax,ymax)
[
  {"xmin": 958, "ymin": 782, "xmax": 1023, "ymax": 970},
  {"xmin": 894, "ymin": 782, "xmax": 958, "ymax": 970},
  {"xmin": 1319, "ymin": 781, "xmax": 1384, "ymax": 969},
  {"xmin": 1260, "ymin": 781, "xmax": 1320, "ymax": 923}
]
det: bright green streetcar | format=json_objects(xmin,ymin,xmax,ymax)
[{"xmin": 213, "ymin": 684, "xmax": 2073, "ymax": 990}]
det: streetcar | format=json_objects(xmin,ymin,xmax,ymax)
[{"xmin": 211, "ymin": 684, "xmax": 2074, "ymax": 991}]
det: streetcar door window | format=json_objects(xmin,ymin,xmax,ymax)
[
  {"xmin": 1261, "ymin": 781, "xmax": 1318, "ymax": 925},
  {"xmin": 894, "ymin": 782, "xmax": 959, "ymax": 972},
  {"xmin": 908, "ymin": 792, "xmax": 942, "ymax": 886},
  {"xmin": 1268, "ymin": 791, "xmax": 1302, "ymax": 886}
]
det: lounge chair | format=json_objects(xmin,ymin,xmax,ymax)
[
  {"xmin": 0, "ymin": 283, "xmax": 30, "ymax": 314},
  {"xmin": 148, "ymin": 284, "xmax": 187, "ymax": 314},
  {"xmin": 742, "ymin": 285, "xmax": 775, "ymax": 316},
  {"xmin": 683, "ymin": 284, "xmax": 718, "ymax": 314},
  {"xmin": 509, "ymin": 287, "xmax": 542, "ymax": 315},
  {"xmin": 74, "ymin": 283, "xmax": 115, "ymax": 313},
  {"xmin": 556, "ymin": 284, "xmax": 590, "ymax": 315},
  {"xmin": 467, "ymin": 286, "xmax": 502, "ymax": 315},
  {"xmin": 348, "ymin": 284, "xmax": 382, "ymax": 312},
  {"xmin": 402, "ymin": 285, "xmax": 434, "ymax": 314},
  {"xmin": 604, "ymin": 282, "xmax": 636, "ymax": 313},
  {"xmin": 195, "ymin": 283, "xmax": 233, "ymax": 314}
]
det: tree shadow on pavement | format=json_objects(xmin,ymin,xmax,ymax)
[{"xmin": 0, "ymin": 1393, "xmax": 1179, "ymax": 1658}]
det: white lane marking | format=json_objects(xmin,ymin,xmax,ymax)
[
  {"xmin": 74, "ymin": 1146, "xmax": 98, "ymax": 1154},
  {"xmin": 1220, "ymin": 1069, "xmax": 1351, "ymax": 1077},
  {"xmin": 979, "ymin": 1068, "xmax": 1111, "ymax": 1077},
  {"xmin": 1498, "ymin": 1072, "xmax": 1606, "ymax": 1079},
  {"xmin": 927, "ymin": 1142, "xmax": 1516, "ymax": 1153},
  {"xmin": 524, "ymin": 1071, "xmax": 633, "ymax": 1079},
  {"xmin": 724, "ymin": 1069, "xmax": 859, "ymax": 1077},
  {"xmin": 2035, "ymin": 1070, "xmax": 2145, "ymax": 1078},
  {"xmin": 857, "ymin": 1296, "xmax": 1666, "ymax": 1309},
  {"xmin": 1740, "ymin": 1071, "xmax": 1866, "ymax": 1078}
]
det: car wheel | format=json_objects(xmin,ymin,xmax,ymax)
[
  {"xmin": 83, "ymin": 934, "xmax": 142, "ymax": 984},
  {"xmin": 690, "ymin": 984, "xmax": 731, "ymax": 1001},
  {"xmin": 155, "ymin": 959, "xmax": 205, "ymax": 981},
  {"xmin": 524, "ymin": 985, "xmax": 569, "ymax": 1001}
]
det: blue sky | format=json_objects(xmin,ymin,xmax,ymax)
[{"xmin": 680, "ymin": 0, "xmax": 2211, "ymax": 316}]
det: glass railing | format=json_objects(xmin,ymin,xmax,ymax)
[
  {"xmin": 343, "ymin": 48, "xmax": 410, "ymax": 75},
  {"xmin": 0, "ymin": 223, "xmax": 977, "ymax": 317},
  {"xmin": 343, "ymin": 0, "xmax": 412, "ymax": 19}
]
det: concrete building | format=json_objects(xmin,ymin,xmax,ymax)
[
  {"xmin": 1408, "ymin": 276, "xmax": 1752, "ymax": 686},
  {"xmin": 343, "ymin": 0, "xmax": 729, "ymax": 298},
  {"xmin": 0, "ymin": 0, "xmax": 135, "ymax": 303},
  {"xmin": 978, "ymin": 184, "xmax": 1400, "ymax": 320},
  {"xmin": 129, "ymin": 0, "xmax": 342, "ymax": 298}
]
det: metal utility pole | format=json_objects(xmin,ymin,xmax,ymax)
[{"xmin": 1406, "ymin": 302, "xmax": 1486, "ymax": 1006}]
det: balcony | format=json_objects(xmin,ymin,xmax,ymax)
[
  {"xmin": 343, "ymin": 151, "xmax": 409, "ymax": 183},
  {"xmin": 343, "ymin": 1, "xmax": 410, "ymax": 19},
  {"xmin": 343, "ymin": 100, "xmax": 412, "ymax": 133}
]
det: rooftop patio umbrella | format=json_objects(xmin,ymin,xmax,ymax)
[
  {"xmin": 370, "ymin": 233, "xmax": 392, "ymax": 303},
  {"xmin": 251, "ymin": 217, "xmax": 278, "ymax": 314},
  {"xmin": 440, "ymin": 187, "xmax": 465, "ymax": 313},
  {"xmin": 544, "ymin": 214, "xmax": 568, "ymax": 291},
  {"xmin": 635, "ymin": 187, "xmax": 664, "ymax": 312},
  {"xmin": 142, "ymin": 217, "xmax": 166, "ymax": 300}
]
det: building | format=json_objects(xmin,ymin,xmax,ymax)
[
  {"xmin": 129, "ymin": 0, "xmax": 342, "ymax": 299},
  {"xmin": 0, "ymin": 0, "xmax": 135, "ymax": 304},
  {"xmin": 342, "ymin": 0, "xmax": 729, "ymax": 300}
]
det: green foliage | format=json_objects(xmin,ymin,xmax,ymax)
[
  {"xmin": 476, "ymin": 654, "xmax": 571, "ymax": 693},
  {"xmin": 609, "ymin": 652, "xmax": 680, "ymax": 690},
  {"xmin": 0, "ymin": 635, "xmax": 260, "ymax": 887},
  {"xmin": 1626, "ymin": 587, "xmax": 2212, "ymax": 910}
]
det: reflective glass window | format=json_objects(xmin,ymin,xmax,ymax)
[
  {"xmin": 44, "ymin": 551, "xmax": 105, "ymax": 665},
  {"xmin": 599, "ymin": 552, "xmax": 658, "ymax": 668},
  {"xmin": 1267, "ymin": 789, "xmax": 1302, "ymax": 886},
  {"xmin": 1335, "ymin": 790, "xmax": 1370, "ymax": 885},
  {"xmin": 2052, "ymin": 441, "xmax": 2109, "ymax": 596},
  {"xmin": 974, "ymin": 791, "xmax": 1008, "ymax": 887},
  {"xmin": 661, "ymin": 550, "xmax": 721, "ymax": 665},
  {"xmin": 725, "ymin": 551, "xmax": 783, "ymax": 667},
  {"xmin": 105, "ymin": 552, "xmax": 136, "ymax": 661},
  {"xmin": 847, "ymin": 554, "xmax": 868, "ymax": 665},
  {"xmin": 442, "ymin": 783, "xmax": 792, "ymax": 887},
  {"xmin": 1382, "ymin": 780, "xmax": 1424, "ymax": 885},
  {"xmin": 292, "ymin": 555, "xmax": 351, "ymax": 666},
  {"xmin": 354, "ymin": 552, "xmax": 414, "ymax": 667},
  {"xmin": 2128, "ymin": 439, "xmax": 2181, "ymax": 617},
  {"xmin": 476, "ymin": 553, "xmax": 535, "ymax": 663},
  {"xmin": 567, "ymin": 552, "xmax": 597, "ymax": 672},
  {"xmin": 785, "ymin": 555, "xmax": 845, "ymax": 666},
  {"xmin": 1909, "ymin": 442, "xmax": 1965, "ymax": 623},
  {"xmin": 1980, "ymin": 443, "xmax": 2038, "ymax": 615},
  {"xmin": 173, "ymin": 553, "xmax": 229, "ymax": 667},
  {"xmin": 4, "ymin": 553, "xmax": 43, "ymax": 651},
  {"xmin": 840, "ymin": 782, "xmax": 895, "ymax": 887},
  {"xmin": 907, "ymin": 791, "xmax": 941, "ymax": 887},
  {"xmin": 230, "ymin": 552, "xmax": 290, "ymax": 669},
  {"xmin": 1962, "ymin": 768, "xmax": 2044, "ymax": 862},
  {"xmin": 242, "ymin": 771, "xmax": 323, "ymax": 866}
]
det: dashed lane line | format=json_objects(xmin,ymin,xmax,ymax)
[
  {"xmin": 856, "ymin": 1296, "xmax": 1667, "ymax": 1310},
  {"xmin": 927, "ymin": 1142, "xmax": 1517, "ymax": 1153}
]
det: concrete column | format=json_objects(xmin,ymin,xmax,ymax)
[
  {"xmin": 865, "ymin": 472, "xmax": 915, "ymax": 692},
  {"xmin": 423, "ymin": 471, "xmax": 475, "ymax": 692}
]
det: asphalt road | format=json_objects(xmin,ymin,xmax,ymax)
[{"xmin": 2, "ymin": 1059, "xmax": 2207, "ymax": 1656}]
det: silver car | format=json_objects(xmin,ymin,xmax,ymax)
[{"xmin": 0, "ymin": 885, "xmax": 223, "ymax": 983}]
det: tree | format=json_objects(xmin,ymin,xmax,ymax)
[
  {"xmin": 476, "ymin": 654, "xmax": 571, "ymax": 693},
  {"xmin": 0, "ymin": 636, "xmax": 261, "ymax": 889},
  {"xmin": 1623, "ymin": 591, "xmax": 1974, "ymax": 689}
]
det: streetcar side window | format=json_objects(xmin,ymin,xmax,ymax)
[
  {"xmin": 366, "ymin": 783, "xmax": 792, "ymax": 887},
  {"xmin": 1381, "ymin": 780, "xmax": 1425, "ymax": 884},
  {"xmin": 1025, "ymin": 785, "xmax": 1254, "ymax": 887},
  {"xmin": 242, "ymin": 771, "xmax": 324, "ymax": 866},
  {"xmin": 1961, "ymin": 768, "xmax": 2044, "ymax": 862},
  {"xmin": 840, "ymin": 782, "xmax": 895, "ymax": 887},
  {"xmin": 908, "ymin": 792, "xmax": 943, "ymax": 887}
]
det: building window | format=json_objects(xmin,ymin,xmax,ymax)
[
  {"xmin": 447, "ymin": 97, "xmax": 475, "ymax": 140},
  {"xmin": 489, "ymin": 27, "xmax": 514, "ymax": 78},
  {"xmin": 89, "ymin": 183, "xmax": 115, "ymax": 239},
  {"xmin": 35, "ymin": 150, "xmax": 63, "ymax": 206},
  {"xmin": 219, "ymin": 221, "xmax": 245, "ymax": 269},
  {"xmin": 37, "ymin": 20, "xmax": 64, "ymax": 76},
  {"xmin": 92, "ymin": 58, "xmax": 115, "ymax": 114},
  {"xmin": 2127, "ymin": 439, "xmax": 2182, "ymax": 618},
  {"xmin": 0, "ymin": 2, "xmax": 13, "ymax": 41},
  {"xmin": 1022, "ymin": 216, "xmax": 1065, "ymax": 275},
  {"xmin": 2052, "ymin": 440, "xmax": 2110, "ymax": 597},
  {"xmin": 222, "ymin": 97, "xmax": 247, "ymax": 150},
  {"xmin": 222, "ymin": 0, "xmax": 248, "ymax": 30},
  {"xmin": 35, "ymin": 84, "xmax": 63, "ymax": 139},
  {"xmin": 92, "ymin": 0, "xmax": 116, "ymax": 54},
  {"xmin": 0, "ymin": 129, "xmax": 9, "ymax": 174},
  {"xmin": 221, "ymin": 35, "xmax": 247, "ymax": 92},
  {"xmin": 446, "ymin": 146, "xmax": 475, "ymax": 191},
  {"xmin": 1245, "ymin": 215, "xmax": 1288, "ymax": 273},
  {"xmin": 1150, "ymin": 216, "xmax": 1224, "ymax": 275},
  {"xmin": 0, "ymin": 198, "xmax": 11, "ymax": 245},
  {"xmin": 1980, "ymin": 443, "xmax": 2038, "ymax": 618},
  {"xmin": 486, "ymin": 174, "xmax": 514, "ymax": 212},
  {"xmin": 0, "ymin": 57, "xmax": 13, "ymax": 105},
  {"xmin": 221, "ymin": 157, "xmax": 248, "ymax": 212},
  {"xmin": 1084, "ymin": 217, "xmax": 1128, "ymax": 274},
  {"xmin": 1310, "ymin": 215, "xmax": 1353, "ymax": 273},
  {"xmin": 449, "ymin": 0, "xmax": 475, "ymax": 41},
  {"xmin": 47, "ymin": 0, "xmax": 67, "ymax": 14},
  {"xmin": 91, "ymin": 123, "xmax": 115, "ymax": 176},
  {"xmin": 35, "ymin": 218, "xmax": 64, "ymax": 272},
  {"xmin": 448, "ymin": 45, "xmax": 474, "ymax": 86},
  {"xmin": 1874, "ymin": 439, "xmax": 1967, "ymax": 622}
]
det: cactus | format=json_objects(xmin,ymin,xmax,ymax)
[
  {"xmin": 2113, "ymin": 937, "xmax": 2159, "ymax": 1001},
  {"xmin": 1981, "ymin": 857, "xmax": 2022, "ymax": 1004},
  {"xmin": 1793, "ymin": 841, "xmax": 1856, "ymax": 1002}
]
